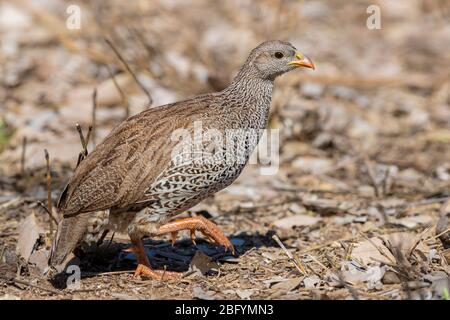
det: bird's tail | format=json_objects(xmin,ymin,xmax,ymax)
[{"xmin": 49, "ymin": 213, "xmax": 90, "ymax": 267}]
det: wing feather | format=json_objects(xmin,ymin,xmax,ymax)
[{"xmin": 58, "ymin": 95, "xmax": 216, "ymax": 217}]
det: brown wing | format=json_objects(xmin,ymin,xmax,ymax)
[{"xmin": 58, "ymin": 94, "xmax": 218, "ymax": 217}]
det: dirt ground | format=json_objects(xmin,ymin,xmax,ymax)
[{"xmin": 1, "ymin": 0, "xmax": 450, "ymax": 300}]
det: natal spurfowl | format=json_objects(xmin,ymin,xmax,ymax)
[{"xmin": 49, "ymin": 40, "xmax": 314, "ymax": 279}]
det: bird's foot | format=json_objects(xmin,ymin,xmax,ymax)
[
  {"xmin": 134, "ymin": 264, "xmax": 182, "ymax": 280},
  {"xmin": 167, "ymin": 230, "xmax": 196, "ymax": 247},
  {"xmin": 157, "ymin": 215, "xmax": 235, "ymax": 255},
  {"xmin": 126, "ymin": 237, "xmax": 182, "ymax": 280},
  {"xmin": 123, "ymin": 246, "xmax": 137, "ymax": 253}
]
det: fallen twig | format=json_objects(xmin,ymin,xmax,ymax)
[
  {"xmin": 359, "ymin": 232, "xmax": 396, "ymax": 265},
  {"xmin": 272, "ymin": 234, "xmax": 307, "ymax": 276},
  {"xmin": 363, "ymin": 155, "xmax": 381, "ymax": 198},
  {"xmin": 44, "ymin": 149, "xmax": 54, "ymax": 237},
  {"xmin": 75, "ymin": 124, "xmax": 87, "ymax": 156},
  {"xmin": 406, "ymin": 197, "xmax": 450, "ymax": 209},
  {"xmin": 75, "ymin": 123, "xmax": 92, "ymax": 167},
  {"xmin": 425, "ymin": 227, "xmax": 450, "ymax": 242},
  {"xmin": 104, "ymin": 37, "xmax": 153, "ymax": 106},
  {"xmin": 325, "ymin": 254, "xmax": 359, "ymax": 300},
  {"xmin": 306, "ymin": 253, "xmax": 328, "ymax": 271},
  {"xmin": 91, "ymin": 88, "xmax": 97, "ymax": 146},
  {"xmin": 37, "ymin": 201, "xmax": 58, "ymax": 225},
  {"xmin": 82, "ymin": 270, "xmax": 134, "ymax": 277},
  {"xmin": 0, "ymin": 275, "xmax": 60, "ymax": 295},
  {"xmin": 106, "ymin": 64, "xmax": 130, "ymax": 119},
  {"xmin": 298, "ymin": 234, "xmax": 359, "ymax": 255},
  {"xmin": 20, "ymin": 136, "xmax": 27, "ymax": 176}
]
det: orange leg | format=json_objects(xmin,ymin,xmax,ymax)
[
  {"xmin": 156, "ymin": 215, "xmax": 235, "ymax": 254},
  {"xmin": 127, "ymin": 236, "xmax": 181, "ymax": 280}
]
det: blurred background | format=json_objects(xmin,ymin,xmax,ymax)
[
  {"xmin": 1, "ymin": 0, "xmax": 450, "ymax": 299},
  {"xmin": 1, "ymin": 0, "xmax": 449, "ymax": 169}
]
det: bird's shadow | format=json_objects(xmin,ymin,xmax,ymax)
[{"xmin": 51, "ymin": 229, "xmax": 280, "ymax": 286}]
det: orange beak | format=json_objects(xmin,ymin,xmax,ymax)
[{"xmin": 288, "ymin": 51, "xmax": 315, "ymax": 70}]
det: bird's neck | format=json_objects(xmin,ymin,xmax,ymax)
[
  {"xmin": 221, "ymin": 70, "xmax": 274, "ymax": 127},
  {"xmin": 226, "ymin": 64, "xmax": 274, "ymax": 96}
]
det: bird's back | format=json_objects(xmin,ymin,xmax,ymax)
[{"xmin": 58, "ymin": 94, "xmax": 221, "ymax": 217}]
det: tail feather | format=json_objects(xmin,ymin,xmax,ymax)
[{"xmin": 49, "ymin": 213, "xmax": 90, "ymax": 267}]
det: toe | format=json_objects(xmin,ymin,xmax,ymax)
[{"xmin": 134, "ymin": 264, "xmax": 182, "ymax": 280}]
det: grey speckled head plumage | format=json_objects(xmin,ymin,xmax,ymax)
[
  {"xmin": 235, "ymin": 40, "xmax": 314, "ymax": 80},
  {"xmin": 49, "ymin": 40, "xmax": 314, "ymax": 269}
]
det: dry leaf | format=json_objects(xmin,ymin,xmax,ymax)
[
  {"xmin": 262, "ymin": 276, "xmax": 287, "ymax": 287},
  {"xmin": 189, "ymin": 251, "xmax": 219, "ymax": 276},
  {"xmin": 235, "ymin": 289, "xmax": 255, "ymax": 299},
  {"xmin": 382, "ymin": 232, "xmax": 430, "ymax": 258},
  {"xmin": 28, "ymin": 249, "xmax": 49, "ymax": 275},
  {"xmin": 303, "ymin": 275, "xmax": 321, "ymax": 288},
  {"xmin": 341, "ymin": 263, "xmax": 385, "ymax": 289},
  {"xmin": 271, "ymin": 277, "xmax": 303, "ymax": 291},
  {"xmin": 192, "ymin": 286, "xmax": 218, "ymax": 300},
  {"xmin": 394, "ymin": 215, "xmax": 434, "ymax": 229},
  {"xmin": 16, "ymin": 212, "xmax": 43, "ymax": 262},
  {"xmin": 261, "ymin": 252, "xmax": 282, "ymax": 261},
  {"xmin": 352, "ymin": 232, "xmax": 430, "ymax": 267},
  {"xmin": 301, "ymin": 195, "xmax": 354, "ymax": 215},
  {"xmin": 351, "ymin": 237, "xmax": 395, "ymax": 265}
]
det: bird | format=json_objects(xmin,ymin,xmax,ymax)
[{"xmin": 49, "ymin": 40, "xmax": 315, "ymax": 279}]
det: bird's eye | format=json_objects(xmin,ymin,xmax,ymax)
[{"xmin": 274, "ymin": 52, "xmax": 284, "ymax": 59}]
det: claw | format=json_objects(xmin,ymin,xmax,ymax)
[
  {"xmin": 190, "ymin": 230, "xmax": 197, "ymax": 245},
  {"xmin": 205, "ymin": 234, "xmax": 234, "ymax": 255},
  {"xmin": 123, "ymin": 246, "xmax": 137, "ymax": 253},
  {"xmin": 221, "ymin": 240, "xmax": 235, "ymax": 255},
  {"xmin": 156, "ymin": 216, "xmax": 234, "ymax": 256},
  {"xmin": 129, "ymin": 237, "xmax": 182, "ymax": 281},
  {"xmin": 170, "ymin": 232, "xmax": 177, "ymax": 246},
  {"xmin": 134, "ymin": 264, "xmax": 182, "ymax": 280}
]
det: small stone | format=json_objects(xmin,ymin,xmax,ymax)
[
  {"xmin": 303, "ymin": 275, "xmax": 321, "ymax": 288},
  {"xmin": 382, "ymin": 271, "xmax": 401, "ymax": 284}
]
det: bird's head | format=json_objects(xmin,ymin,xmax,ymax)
[{"xmin": 244, "ymin": 40, "xmax": 315, "ymax": 80}]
